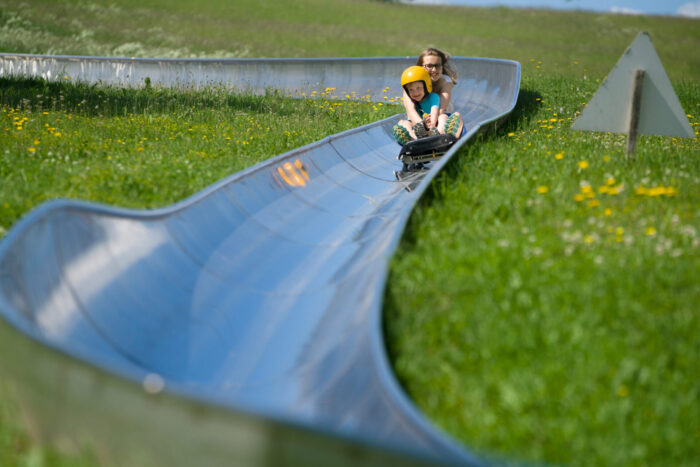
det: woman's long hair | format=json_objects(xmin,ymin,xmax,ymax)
[{"xmin": 417, "ymin": 48, "xmax": 458, "ymax": 85}]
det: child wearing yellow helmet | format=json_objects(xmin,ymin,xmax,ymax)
[
  {"xmin": 392, "ymin": 66, "xmax": 441, "ymax": 145},
  {"xmin": 393, "ymin": 49, "xmax": 464, "ymax": 146}
]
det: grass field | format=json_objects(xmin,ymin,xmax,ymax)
[{"xmin": 1, "ymin": 0, "xmax": 699, "ymax": 466}]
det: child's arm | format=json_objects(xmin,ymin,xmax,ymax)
[
  {"xmin": 424, "ymin": 93, "xmax": 440, "ymax": 129},
  {"xmin": 429, "ymin": 105, "xmax": 439, "ymax": 129},
  {"xmin": 402, "ymin": 89, "xmax": 423, "ymax": 125}
]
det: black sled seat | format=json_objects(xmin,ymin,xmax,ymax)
[{"xmin": 398, "ymin": 134, "xmax": 458, "ymax": 170}]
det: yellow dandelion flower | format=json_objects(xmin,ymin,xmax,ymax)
[
  {"xmin": 537, "ymin": 185, "xmax": 549, "ymax": 194},
  {"xmin": 646, "ymin": 227, "xmax": 657, "ymax": 236},
  {"xmin": 604, "ymin": 208, "xmax": 612, "ymax": 216},
  {"xmin": 588, "ymin": 199, "xmax": 600, "ymax": 208},
  {"xmin": 616, "ymin": 227, "xmax": 624, "ymax": 235},
  {"xmin": 584, "ymin": 235, "xmax": 595, "ymax": 244},
  {"xmin": 617, "ymin": 384, "xmax": 629, "ymax": 397},
  {"xmin": 28, "ymin": 147, "xmax": 36, "ymax": 153},
  {"xmin": 574, "ymin": 194, "xmax": 584, "ymax": 202},
  {"xmin": 578, "ymin": 161, "xmax": 589, "ymax": 169},
  {"xmin": 554, "ymin": 152, "xmax": 564, "ymax": 160}
]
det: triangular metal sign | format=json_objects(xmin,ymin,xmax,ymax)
[{"xmin": 572, "ymin": 32, "xmax": 694, "ymax": 138}]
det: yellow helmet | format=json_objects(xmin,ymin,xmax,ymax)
[{"xmin": 401, "ymin": 66, "xmax": 432, "ymax": 94}]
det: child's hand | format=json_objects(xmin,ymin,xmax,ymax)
[{"xmin": 423, "ymin": 114, "xmax": 434, "ymax": 129}]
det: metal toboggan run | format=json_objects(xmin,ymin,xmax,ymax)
[{"xmin": 0, "ymin": 54, "xmax": 520, "ymax": 466}]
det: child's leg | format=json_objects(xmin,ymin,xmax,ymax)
[
  {"xmin": 445, "ymin": 112, "xmax": 464, "ymax": 138},
  {"xmin": 399, "ymin": 119, "xmax": 417, "ymax": 139},
  {"xmin": 393, "ymin": 119, "xmax": 415, "ymax": 145},
  {"xmin": 437, "ymin": 114, "xmax": 448, "ymax": 134}
]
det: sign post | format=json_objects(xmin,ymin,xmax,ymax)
[{"xmin": 573, "ymin": 32, "xmax": 694, "ymax": 156}]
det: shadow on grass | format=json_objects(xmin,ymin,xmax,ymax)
[
  {"xmin": 394, "ymin": 86, "xmax": 542, "ymax": 250},
  {"xmin": 381, "ymin": 85, "xmax": 544, "ymax": 467},
  {"xmin": 447, "ymin": 85, "xmax": 542, "ymax": 171},
  {"xmin": 0, "ymin": 76, "xmax": 300, "ymax": 117},
  {"xmin": 382, "ymin": 84, "xmax": 542, "ymax": 323}
]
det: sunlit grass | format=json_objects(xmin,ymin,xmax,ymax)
[
  {"xmin": 0, "ymin": 77, "xmax": 400, "ymax": 237},
  {"xmin": 384, "ymin": 74, "xmax": 699, "ymax": 465}
]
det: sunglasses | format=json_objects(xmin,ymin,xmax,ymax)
[{"xmin": 423, "ymin": 63, "xmax": 442, "ymax": 70}]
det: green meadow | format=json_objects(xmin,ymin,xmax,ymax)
[{"xmin": 1, "ymin": 0, "xmax": 699, "ymax": 466}]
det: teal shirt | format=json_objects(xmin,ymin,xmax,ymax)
[{"xmin": 416, "ymin": 92, "xmax": 440, "ymax": 116}]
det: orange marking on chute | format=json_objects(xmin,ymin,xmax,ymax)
[
  {"xmin": 277, "ymin": 166, "xmax": 295, "ymax": 186},
  {"xmin": 277, "ymin": 161, "xmax": 307, "ymax": 187},
  {"xmin": 294, "ymin": 159, "xmax": 309, "ymax": 181},
  {"xmin": 284, "ymin": 162, "xmax": 306, "ymax": 186}
]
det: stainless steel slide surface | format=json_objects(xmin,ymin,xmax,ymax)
[{"xmin": 0, "ymin": 54, "xmax": 520, "ymax": 466}]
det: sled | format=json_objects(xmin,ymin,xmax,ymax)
[{"xmin": 397, "ymin": 134, "xmax": 457, "ymax": 171}]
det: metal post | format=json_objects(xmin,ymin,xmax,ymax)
[{"xmin": 627, "ymin": 69, "xmax": 645, "ymax": 158}]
